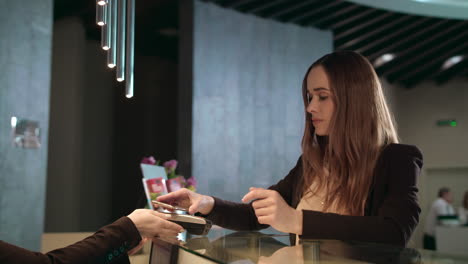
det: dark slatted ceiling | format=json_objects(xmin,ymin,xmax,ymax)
[{"xmin": 205, "ymin": 0, "xmax": 468, "ymax": 88}]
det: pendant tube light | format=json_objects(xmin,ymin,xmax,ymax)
[
  {"xmin": 125, "ymin": 0, "xmax": 135, "ymax": 98},
  {"xmin": 97, "ymin": 0, "xmax": 108, "ymax": 6},
  {"xmin": 96, "ymin": 4, "xmax": 106, "ymax": 26},
  {"xmin": 101, "ymin": 25, "xmax": 109, "ymax": 50},
  {"xmin": 116, "ymin": 0, "xmax": 126, "ymax": 82},
  {"xmin": 107, "ymin": 0, "xmax": 117, "ymax": 68},
  {"xmin": 96, "ymin": 0, "xmax": 135, "ymax": 98},
  {"xmin": 100, "ymin": 2, "xmax": 110, "ymax": 50}
]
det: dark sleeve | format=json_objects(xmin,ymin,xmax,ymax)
[
  {"xmin": 299, "ymin": 145, "xmax": 423, "ymax": 247},
  {"xmin": 0, "ymin": 217, "xmax": 141, "ymax": 264},
  {"xmin": 206, "ymin": 157, "xmax": 302, "ymax": 231}
]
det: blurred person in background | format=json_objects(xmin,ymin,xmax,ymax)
[{"xmin": 423, "ymin": 187, "xmax": 455, "ymax": 250}]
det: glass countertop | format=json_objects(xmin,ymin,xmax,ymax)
[{"xmin": 151, "ymin": 226, "xmax": 468, "ymax": 264}]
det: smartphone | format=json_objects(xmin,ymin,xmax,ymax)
[{"xmin": 151, "ymin": 200, "xmax": 187, "ymax": 212}]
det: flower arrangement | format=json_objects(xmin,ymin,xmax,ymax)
[
  {"xmin": 141, "ymin": 156, "xmax": 197, "ymax": 192},
  {"xmin": 163, "ymin": 160, "xmax": 178, "ymax": 179}
]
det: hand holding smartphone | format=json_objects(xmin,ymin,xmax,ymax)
[
  {"xmin": 151, "ymin": 200, "xmax": 212, "ymax": 235},
  {"xmin": 151, "ymin": 200, "xmax": 187, "ymax": 212}
]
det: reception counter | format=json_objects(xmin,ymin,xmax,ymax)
[
  {"xmin": 150, "ymin": 226, "xmax": 468, "ymax": 264},
  {"xmin": 435, "ymin": 225, "xmax": 468, "ymax": 256}
]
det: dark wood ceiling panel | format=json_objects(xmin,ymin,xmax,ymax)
[
  {"xmin": 220, "ymin": 0, "xmax": 257, "ymax": 8},
  {"xmin": 286, "ymin": 1, "xmax": 344, "ymax": 24},
  {"xmin": 335, "ymin": 12, "xmax": 394, "ymax": 45},
  {"xmin": 329, "ymin": 8, "xmax": 377, "ymax": 31},
  {"xmin": 355, "ymin": 17, "xmax": 430, "ymax": 55},
  {"xmin": 434, "ymin": 59, "xmax": 468, "ymax": 85},
  {"xmin": 204, "ymin": 0, "xmax": 468, "ymax": 87},
  {"xmin": 300, "ymin": 2, "xmax": 355, "ymax": 27},
  {"xmin": 265, "ymin": 0, "xmax": 320, "ymax": 20},
  {"xmin": 403, "ymin": 61, "xmax": 468, "ymax": 87},
  {"xmin": 389, "ymin": 38, "xmax": 468, "ymax": 83},
  {"xmin": 310, "ymin": 4, "xmax": 362, "ymax": 28},
  {"xmin": 336, "ymin": 15, "xmax": 413, "ymax": 50},
  {"xmin": 247, "ymin": 0, "xmax": 289, "ymax": 15},
  {"xmin": 378, "ymin": 21, "xmax": 468, "ymax": 76},
  {"xmin": 368, "ymin": 20, "xmax": 451, "ymax": 65}
]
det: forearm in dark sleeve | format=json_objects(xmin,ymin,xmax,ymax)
[
  {"xmin": 206, "ymin": 157, "xmax": 302, "ymax": 231},
  {"xmin": 205, "ymin": 197, "xmax": 268, "ymax": 231},
  {"xmin": 300, "ymin": 211, "xmax": 406, "ymax": 246},
  {"xmin": 0, "ymin": 217, "xmax": 141, "ymax": 264},
  {"xmin": 44, "ymin": 216, "xmax": 142, "ymax": 264}
]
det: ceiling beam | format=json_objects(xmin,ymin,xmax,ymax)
[
  {"xmin": 368, "ymin": 20, "xmax": 449, "ymax": 62},
  {"xmin": 336, "ymin": 15, "xmax": 412, "ymax": 50},
  {"xmin": 305, "ymin": 3, "xmax": 360, "ymax": 27},
  {"xmin": 223, "ymin": 0, "xmax": 257, "ymax": 8},
  {"xmin": 335, "ymin": 12, "xmax": 393, "ymax": 41},
  {"xmin": 458, "ymin": 67, "xmax": 468, "ymax": 79},
  {"xmin": 329, "ymin": 8, "xmax": 376, "ymax": 30},
  {"xmin": 266, "ymin": 0, "xmax": 319, "ymax": 20},
  {"xmin": 378, "ymin": 21, "xmax": 468, "ymax": 75},
  {"xmin": 356, "ymin": 17, "xmax": 430, "ymax": 55},
  {"xmin": 389, "ymin": 38, "xmax": 468, "ymax": 83},
  {"xmin": 286, "ymin": 0, "xmax": 343, "ymax": 24},
  {"xmin": 248, "ymin": 0, "xmax": 287, "ymax": 14},
  {"xmin": 402, "ymin": 61, "xmax": 468, "ymax": 88},
  {"xmin": 434, "ymin": 59, "xmax": 468, "ymax": 85}
]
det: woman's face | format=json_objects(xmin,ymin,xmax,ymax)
[{"xmin": 306, "ymin": 66, "xmax": 335, "ymax": 136}]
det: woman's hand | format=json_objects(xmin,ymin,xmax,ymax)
[
  {"xmin": 157, "ymin": 188, "xmax": 215, "ymax": 215},
  {"xmin": 127, "ymin": 209, "xmax": 184, "ymax": 239},
  {"xmin": 242, "ymin": 187, "xmax": 303, "ymax": 234}
]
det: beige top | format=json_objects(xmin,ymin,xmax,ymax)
[{"xmin": 295, "ymin": 181, "xmax": 350, "ymax": 244}]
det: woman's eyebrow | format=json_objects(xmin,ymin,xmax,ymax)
[{"xmin": 311, "ymin": 87, "xmax": 329, "ymax": 92}]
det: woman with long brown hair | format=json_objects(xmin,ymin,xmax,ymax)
[{"xmin": 158, "ymin": 51, "xmax": 423, "ymax": 247}]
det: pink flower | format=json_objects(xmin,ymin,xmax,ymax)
[
  {"xmin": 186, "ymin": 176, "xmax": 197, "ymax": 188},
  {"xmin": 163, "ymin": 160, "xmax": 178, "ymax": 174},
  {"xmin": 141, "ymin": 156, "xmax": 156, "ymax": 165}
]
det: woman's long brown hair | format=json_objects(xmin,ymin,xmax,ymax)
[{"xmin": 300, "ymin": 51, "xmax": 399, "ymax": 216}]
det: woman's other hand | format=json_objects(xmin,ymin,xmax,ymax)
[
  {"xmin": 127, "ymin": 209, "xmax": 184, "ymax": 239},
  {"xmin": 157, "ymin": 188, "xmax": 215, "ymax": 215},
  {"xmin": 242, "ymin": 187, "xmax": 303, "ymax": 234}
]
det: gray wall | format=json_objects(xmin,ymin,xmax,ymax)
[
  {"xmin": 46, "ymin": 17, "xmax": 86, "ymax": 232},
  {"xmin": 0, "ymin": 0, "xmax": 53, "ymax": 250},
  {"xmin": 192, "ymin": 1, "xmax": 333, "ymax": 200},
  {"xmin": 46, "ymin": 16, "xmax": 180, "ymax": 229},
  {"xmin": 395, "ymin": 78, "xmax": 468, "ymax": 168},
  {"xmin": 45, "ymin": 18, "xmax": 114, "ymax": 232},
  {"xmin": 390, "ymin": 78, "xmax": 468, "ymax": 248}
]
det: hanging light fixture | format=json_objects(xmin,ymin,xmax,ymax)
[
  {"xmin": 442, "ymin": 55, "xmax": 464, "ymax": 70},
  {"xmin": 96, "ymin": 0, "xmax": 135, "ymax": 97},
  {"xmin": 125, "ymin": 0, "xmax": 135, "ymax": 98},
  {"xmin": 116, "ymin": 0, "xmax": 126, "ymax": 82},
  {"xmin": 101, "ymin": 26, "xmax": 110, "ymax": 50},
  {"xmin": 107, "ymin": 0, "xmax": 117, "ymax": 68},
  {"xmin": 99, "ymin": 3, "xmax": 109, "ymax": 50},
  {"xmin": 96, "ymin": 4, "xmax": 106, "ymax": 26},
  {"xmin": 97, "ymin": 0, "xmax": 108, "ymax": 6}
]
